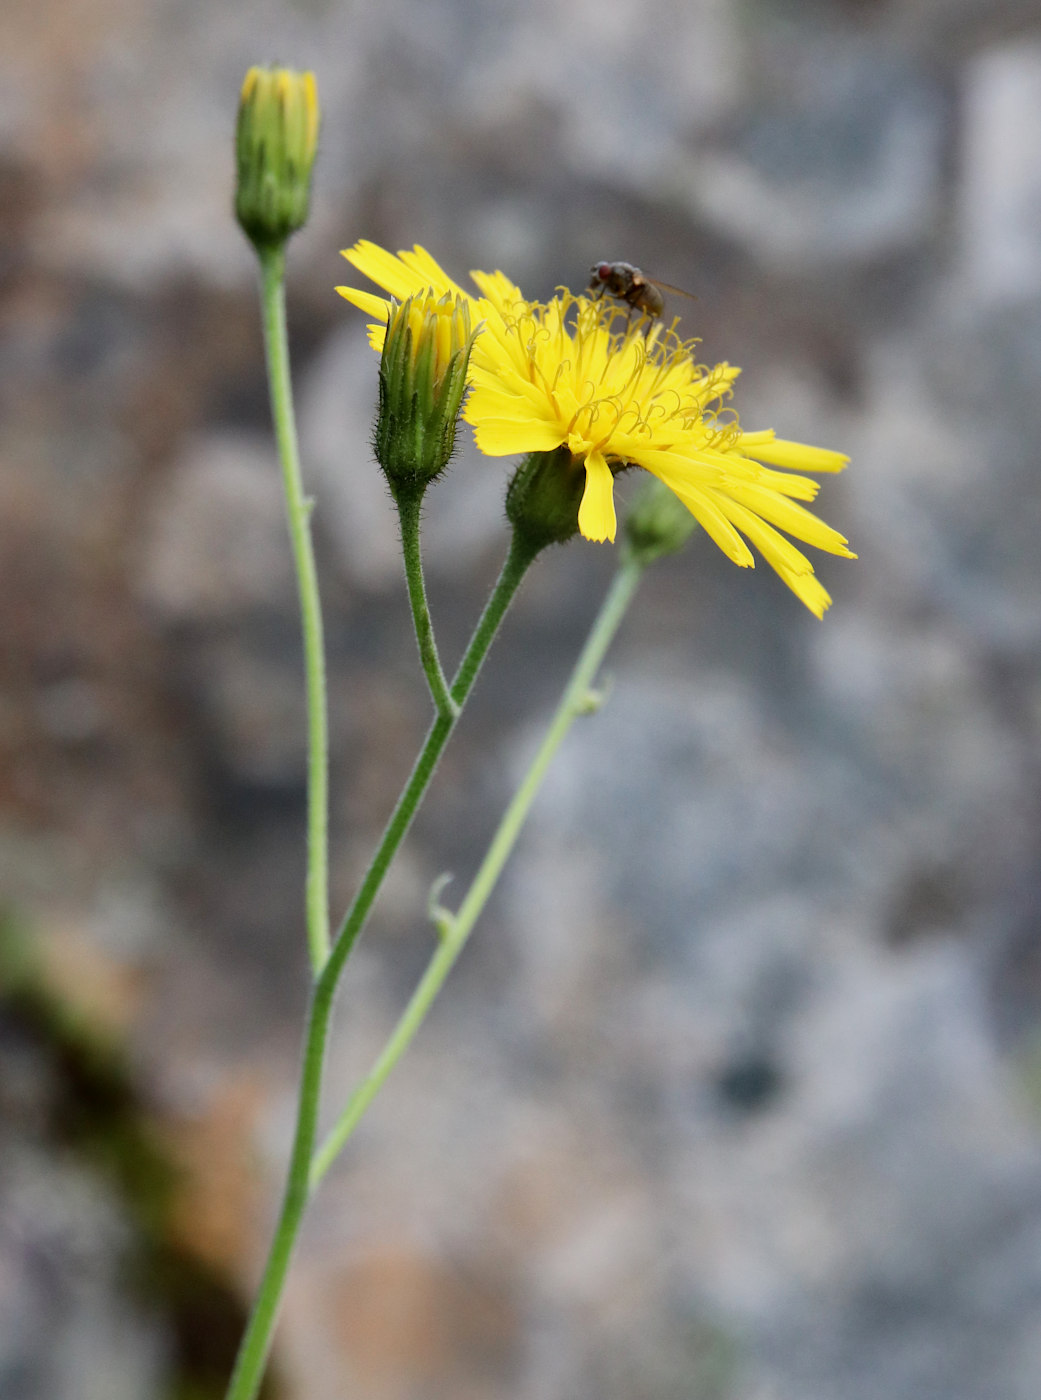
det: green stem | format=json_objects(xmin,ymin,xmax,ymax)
[
  {"xmin": 223, "ymin": 530, "xmax": 538, "ymax": 1400},
  {"xmin": 259, "ymin": 244, "xmax": 330, "ymax": 978},
  {"xmin": 310, "ymin": 555, "xmax": 645, "ymax": 1187},
  {"xmin": 396, "ymin": 488, "xmax": 457, "ymax": 719}
]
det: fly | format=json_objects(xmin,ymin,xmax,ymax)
[{"xmin": 587, "ymin": 260, "xmax": 696, "ymax": 324}]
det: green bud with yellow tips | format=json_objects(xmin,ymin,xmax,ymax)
[
  {"xmin": 375, "ymin": 292, "xmax": 479, "ymax": 496},
  {"xmin": 235, "ymin": 66, "xmax": 320, "ymax": 250}
]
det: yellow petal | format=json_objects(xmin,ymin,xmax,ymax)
[
  {"xmin": 340, "ymin": 241, "xmax": 465, "ymax": 302},
  {"xmin": 648, "ymin": 469, "xmax": 755, "ymax": 567},
  {"xmin": 340, "ymin": 241, "xmax": 422, "ymax": 299},
  {"xmin": 470, "ymin": 418, "xmax": 565, "ymax": 456},
  {"xmin": 723, "ymin": 482, "xmax": 857, "ymax": 557},
  {"xmin": 578, "ymin": 450, "xmax": 617, "ymax": 543},
  {"xmin": 335, "ymin": 286, "xmax": 391, "ymax": 319},
  {"xmin": 778, "ymin": 567, "xmax": 833, "ymax": 618},
  {"xmin": 469, "ymin": 268, "xmax": 526, "ymax": 311},
  {"xmin": 745, "ymin": 466, "xmax": 821, "ymax": 501},
  {"xmin": 466, "ymin": 377, "xmax": 552, "ymax": 417},
  {"xmin": 718, "ymin": 498, "xmax": 817, "ymax": 580},
  {"xmin": 743, "ymin": 436, "xmax": 849, "ymax": 473},
  {"xmin": 398, "ymin": 245, "xmax": 468, "ymax": 298}
]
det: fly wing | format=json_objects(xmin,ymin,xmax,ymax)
[{"xmin": 649, "ymin": 277, "xmax": 698, "ymax": 301}]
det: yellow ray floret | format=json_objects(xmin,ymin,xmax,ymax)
[{"xmin": 337, "ymin": 242, "xmax": 855, "ymax": 616}]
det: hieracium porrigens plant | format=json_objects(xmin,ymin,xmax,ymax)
[{"xmin": 225, "ymin": 65, "xmax": 855, "ymax": 1400}]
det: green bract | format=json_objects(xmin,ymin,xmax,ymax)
[{"xmin": 505, "ymin": 446, "xmax": 586, "ymax": 553}]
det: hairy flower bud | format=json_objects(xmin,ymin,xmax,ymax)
[
  {"xmin": 504, "ymin": 446, "xmax": 587, "ymax": 554},
  {"xmin": 235, "ymin": 66, "xmax": 319, "ymax": 250},
  {"xmin": 622, "ymin": 477, "xmax": 699, "ymax": 566},
  {"xmin": 374, "ymin": 293, "xmax": 478, "ymax": 496}
]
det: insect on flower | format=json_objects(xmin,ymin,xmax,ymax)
[
  {"xmin": 587, "ymin": 260, "xmax": 696, "ymax": 324},
  {"xmin": 338, "ymin": 241, "xmax": 856, "ymax": 617}
]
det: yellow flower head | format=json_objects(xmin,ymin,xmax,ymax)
[{"xmin": 337, "ymin": 242, "xmax": 855, "ymax": 616}]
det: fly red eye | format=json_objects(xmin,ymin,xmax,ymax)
[{"xmin": 596, "ymin": 263, "xmax": 612, "ymax": 279}]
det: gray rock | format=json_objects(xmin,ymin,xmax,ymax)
[
  {"xmin": 495, "ymin": 666, "xmax": 1041, "ymax": 1400},
  {"xmin": 960, "ymin": 42, "xmax": 1041, "ymax": 307},
  {"xmin": 298, "ymin": 326, "xmax": 403, "ymax": 591},
  {"xmin": 686, "ymin": 42, "xmax": 945, "ymax": 268},
  {"xmin": 0, "ymin": 1145, "xmax": 166, "ymax": 1400},
  {"xmin": 137, "ymin": 433, "xmax": 292, "ymax": 624}
]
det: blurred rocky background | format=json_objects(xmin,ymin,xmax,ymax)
[{"xmin": 3, "ymin": 0, "xmax": 1041, "ymax": 1397}]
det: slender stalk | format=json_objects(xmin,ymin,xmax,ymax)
[
  {"xmin": 396, "ymin": 489, "xmax": 457, "ymax": 719},
  {"xmin": 259, "ymin": 244, "xmax": 330, "ymax": 977},
  {"xmin": 311, "ymin": 555, "xmax": 645, "ymax": 1186},
  {"xmin": 223, "ymin": 531, "xmax": 538, "ymax": 1400}
]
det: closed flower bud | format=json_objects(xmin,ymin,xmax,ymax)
[
  {"xmin": 622, "ymin": 476, "xmax": 699, "ymax": 566},
  {"xmin": 505, "ymin": 446, "xmax": 587, "ymax": 554},
  {"xmin": 375, "ymin": 293, "xmax": 478, "ymax": 497},
  {"xmin": 235, "ymin": 66, "xmax": 319, "ymax": 250}
]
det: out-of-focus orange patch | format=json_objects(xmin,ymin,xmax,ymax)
[
  {"xmin": 329, "ymin": 1238, "xmax": 518, "ymax": 1400},
  {"xmin": 162, "ymin": 1070, "xmax": 270, "ymax": 1275}
]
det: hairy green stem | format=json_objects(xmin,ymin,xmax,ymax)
[
  {"xmin": 311, "ymin": 555, "xmax": 645, "ymax": 1186},
  {"xmin": 223, "ymin": 531, "xmax": 538, "ymax": 1400},
  {"xmin": 259, "ymin": 244, "xmax": 330, "ymax": 977},
  {"xmin": 396, "ymin": 489, "xmax": 457, "ymax": 719}
]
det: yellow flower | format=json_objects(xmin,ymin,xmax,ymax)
[{"xmin": 337, "ymin": 242, "xmax": 855, "ymax": 616}]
